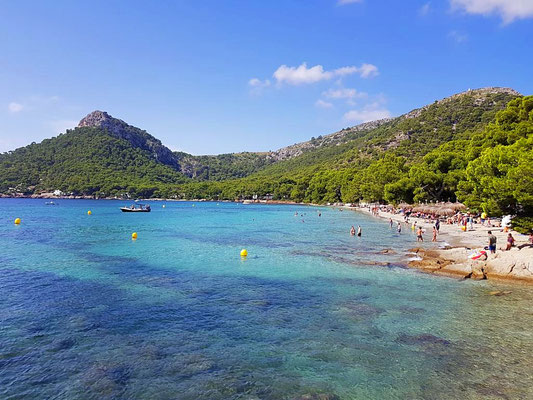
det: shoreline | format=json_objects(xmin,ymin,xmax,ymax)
[{"xmin": 351, "ymin": 205, "xmax": 533, "ymax": 285}]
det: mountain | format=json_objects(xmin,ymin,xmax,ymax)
[{"xmin": 0, "ymin": 87, "xmax": 524, "ymax": 201}]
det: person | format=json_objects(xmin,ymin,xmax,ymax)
[
  {"xmin": 412, "ymin": 221, "xmax": 417, "ymax": 231},
  {"xmin": 487, "ymin": 231, "xmax": 497, "ymax": 254},
  {"xmin": 357, "ymin": 225, "xmax": 362, "ymax": 237},
  {"xmin": 432, "ymin": 227, "xmax": 437, "ymax": 242},
  {"xmin": 505, "ymin": 233, "xmax": 515, "ymax": 251},
  {"xmin": 397, "ymin": 222, "xmax": 402, "ymax": 233},
  {"xmin": 350, "ymin": 226, "xmax": 356, "ymax": 236},
  {"xmin": 389, "ymin": 218, "xmax": 393, "ymax": 228},
  {"xmin": 417, "ymin": 226, "xmax": 424, "ymax": 242},
  {"xmin": 435, "ymin": 218, "xmax": 440, "ymax": 233}
]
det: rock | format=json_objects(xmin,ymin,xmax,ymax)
[
  {"xmin": 489, "ymin": 290, "xmax": 512, "ymax": 296},
  {"xmin": 294, "ymin": 393, "xmax": 340, "ymax": 400}
]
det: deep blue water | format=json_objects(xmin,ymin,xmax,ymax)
[{"xmin": 0, "ymin": 199, "xmax": 532, "ymax": 399}]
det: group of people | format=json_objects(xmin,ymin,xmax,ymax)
[{"xmin": 350, "ymin": 225, "xmax": 362, "ymax": 237}]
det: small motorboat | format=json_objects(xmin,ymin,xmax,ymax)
[
  {"xmin": 120, "ymin": 204, "xmax": 151, "ymax": 212},
  {"xmin": 45, "ymin": 201, "xmax": 57, "ymax": 205}
]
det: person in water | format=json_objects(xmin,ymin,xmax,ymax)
[
  {"xmin": 417, "ymin": 226, "xmax": 424, "ymax": 242},
  {"xmin": 397, "ymin": 222, "xmax": 402, "ymax": 233},
  {"xmin": 389, "ymin": 218, "xmax": 393, "ymax": 228},
  {"xmin": 357, "ymin": 225, "xmax": 362, "ymax": 237},
  {"xmin": 350, "ymin": 226, "xmax": 356, "ymax": 236}
]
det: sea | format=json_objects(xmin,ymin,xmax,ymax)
[{"xmin": 0, "ymin": 199, "xmax": 532, "ymax": 399}]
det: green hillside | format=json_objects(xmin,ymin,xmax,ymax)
[{"xmin": 0, "ymin": 127, "xmax": 189, "ymax": 198}]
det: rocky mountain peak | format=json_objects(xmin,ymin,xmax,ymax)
[{"xmin": 78, "ymin": 110, "xmax": 180, "ymax": 168}]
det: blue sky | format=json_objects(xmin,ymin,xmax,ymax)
[{"xmin": 1, "ymin": 0, "xmax": 532, "ymax": 155}]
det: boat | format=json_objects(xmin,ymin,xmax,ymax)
[
  {"xmin": 120, "ymin": 204, "xmax": 151, "ymax": 212},
  {"xmin": 45, "ymin": 201, "xmax": 57, "ymax": 205}
]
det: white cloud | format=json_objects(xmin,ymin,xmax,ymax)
[
  {"xmin": 338, "ymin": 0, "xmax": 363, "ymax": 5},
  {"xmin": 451, "ymin": 0, "xmax": 533, "ymax": 23},
  {"xmin": 322, "ymin": 88, "xmax": 367, "ymax": 99},
  {"xmin": 248, "ymin": 78, "xmax": 271, "ymax": 88},
  {"xmin": 8, "ymin": 102, "xmax": 24, "ymax": 113},
  {"xmin": 419, "ymin": 2, "xmax": 431, "ymax": 15},
  {"xmin": 448, "ymin": 30, "xmax": 468, "ymax": 42},
  {"xmin": 272, "ymin": 62, "xmax": 378, "ymax": 86},
  {"xmin": 344, "ymin": 103, "xmax": 391, "ymax": 123},
  {"xmin": 357, "ymin": 63, "xmax": 379, "ymax": 78},
  {"xmin": 315, "ymin": 99, "xmax": 334, "ymax": 109}
]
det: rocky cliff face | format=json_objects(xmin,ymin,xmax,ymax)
[{"xmin": 78, "ymin": 111, "xmax": 180, "ymax": 168}]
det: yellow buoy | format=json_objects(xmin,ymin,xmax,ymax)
[
  {"xmin": 240, "ymin": 249, "xmax": 248, "ymax": 257},
  {"xmin": 14, "ymin": 218, "xmax": 21, "ymax": 225},
  {"xmin": 87, "ymin": 210, "xmax": 92, "ymax": 215},
  {"xmin": 132, "ymin": 232, "xmax": 138, "ymax": 240},
  {"xmin": 461, "ymin": 226, "xmax": 467, "ymax": 232}
]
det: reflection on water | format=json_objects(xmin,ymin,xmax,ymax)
[{"xmin": 0, "ymin": 199, "xmax": 532, "ymax": 399}]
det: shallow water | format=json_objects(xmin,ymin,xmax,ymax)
[{"xmin": 0, "ymin": 199, "xmax": 532, "ymax": 399}]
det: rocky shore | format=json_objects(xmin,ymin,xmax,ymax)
[{"xmin": 354, "ymin": 206, "xmax": 533, "ymax": 285}]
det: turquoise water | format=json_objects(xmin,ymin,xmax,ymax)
[{"xmin": 1, "ymin": 199, "xmax": 532, "ymax": 399}]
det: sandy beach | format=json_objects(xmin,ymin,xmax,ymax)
[{"xmin": 353, "ymin": 205, "xmax": 533, "ymax": 285}]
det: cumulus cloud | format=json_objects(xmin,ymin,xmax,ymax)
[
  {"xmin": 337, "ymin": 0, "xmax": 363, "ymax": 5},
  {"xmin": 451, "ymin": 0, "xmax": 533, "ymax": 23},
  {"xmin": 315, "ymin": 99, "xmax": 334, "ymax": 109},
  {"xmin": 272, "ymin": 62, "xmax": 378, "ymax": 86},
  {"xmin": 344, "ymin": 103, "xmax": 391, "ymax": 123},
  {"xmin": 8, "ymin": 102, "xmax": 24, "ymax": 113}
]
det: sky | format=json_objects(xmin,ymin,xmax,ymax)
[{"xmin": 1, "ymin": 0, "xmax": 532, "ymax": 155}]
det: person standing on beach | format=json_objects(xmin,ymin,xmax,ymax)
[
  {"xmin": 488, "ymin": 231, "xmax": 497, "ymax": 254},
  {"xmin": 435, "ymin": 219, "xmax": 440, "ymax": 233},
  {"xmin": 432, "ymin": 227, "xmax": 437, "ymax": 242},
  {"xmin": 417, "ymin": 226, "xmax": 424, "ymax": 242},
  {"xmin": 357, "ymin": 225, "xmax": 362, "ymax": 237}
]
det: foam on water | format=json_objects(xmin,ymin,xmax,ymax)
[{"xmin": 1, "ymin": 199, "xmax": 532, "ymax": 399}]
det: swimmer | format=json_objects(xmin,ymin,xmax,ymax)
[
  {"xmin": 417, "ymin": 226, "xmax": 424, "ymax": 242},
  {"xmin": 357, "ymin": 225, "xmax": 362, "ymax": 237},
  {"xmin": 350, "ymin": 226, "xmax": 356, "ymax": 236}
]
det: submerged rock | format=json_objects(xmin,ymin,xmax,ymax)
[
  {"xmin": 489, "ymin": 290, "xmax": 512, "ymax": 296},
  {"xmin": 338, "ymin": 300, "xmax": 383, "ymax": 319},
  {"xmin": 294, "ymin": 393, "xmax": 340, "ymax": 400}
]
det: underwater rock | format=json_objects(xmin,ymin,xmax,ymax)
[
  {"xmin": 82, "ymin": 362, "xmax": 131, "ymax": 397},
  {"xmin": 489, "ymin": 290, "xmax": 512, "ymax": 296},
  {"xmin": 339, "ymin": 300, "xmax": 383, "ymax": 319},
  {"xmin": 294, "ymin": 393, "xmax": 340, "ymax": 400},
  {"xmin": 380, "ymin": 249, "xmax": 396, "ymax": 254},
  {"xmin": 50, "ymin": 338, "xmax": 76, "ymax": 351}
]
